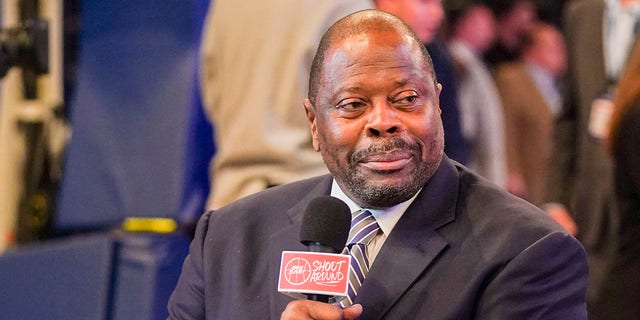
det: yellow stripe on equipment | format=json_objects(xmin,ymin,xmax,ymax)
[{"xmin": 122, "ymin": 217, "xmax": 178, "ymax": 234}]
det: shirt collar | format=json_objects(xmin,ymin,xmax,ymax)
[
  {"xmin": 330, "ymin": 179, "xmax": 420, "ymax": 237},
  {"xmin": 524, "ymin": 62, "xmax": 563, "ymax": 116},
  {"xmin": 524, "ymin": 61, "xmax": 553, "ymax": 81}
]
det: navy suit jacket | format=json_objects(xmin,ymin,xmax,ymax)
[
  {"xmin": 427, "ymin": 39, "xmax": 469, "ymax": 165},
  {"xmin": 167, "ymin": 158, "xmax": 588, "ymax": 319}
]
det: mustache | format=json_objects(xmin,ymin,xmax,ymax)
[{"xmin": 351, "ymin": 137, "xmax": 421, "ymax": 162}]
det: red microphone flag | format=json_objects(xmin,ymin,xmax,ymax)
[{"xmin": 278, "ymin": 251, "xmax": 350, "ymax": 299}]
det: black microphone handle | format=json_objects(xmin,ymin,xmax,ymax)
[
  {"xmin": 307, "ymin": 242, "xmax": 338, "ymax": 253},
  {"xmin": 307, "ymin": 294, "xmax": 330, "ymax": 303},
  {"xmin": 306, "ymin": 242, "xmax": 338, "ymax": 303}
]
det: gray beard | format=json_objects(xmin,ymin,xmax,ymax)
[
  {"xmin": 341, "ymin": 137, "xmax": 439, "ymax": 208},
  {"xmin": 346, "ymin": 175, "xmax": 423, "ymax": 208}
]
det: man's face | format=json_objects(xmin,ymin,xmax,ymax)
[
  {"xmin": 459, "ymin": 6, "xmax": 497, "ymax": 53},
  {"xmin": 504, "ymin": 1, "xmax": 536, "ymax": 35},
  {"xmin": 530, "ymin": 28, "xmax": 567, "ymax": 77},
  {"xmin": 305, "ymin": 31, "xmax": 444, "ymax": 208}
]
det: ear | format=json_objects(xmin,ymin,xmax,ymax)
[
  {"xmin": 435, "ymin": 83, "xmax": 443, "ymax": 115},
  {"xmin": 304, "ymin": 99, "xmax": 321, "ymax": 152}
]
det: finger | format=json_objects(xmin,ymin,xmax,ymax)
[
  {"xmin": 281, "ymin": 300, "xmax": 344, "ymax": 320},
  {"xmin": 342, "ymin": 304, "xmax": 364, "ymax": 320}
]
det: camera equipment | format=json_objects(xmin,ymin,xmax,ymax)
[{"xmin": 0, "ymin": 17, "xmax": 48, "ymax": 79}]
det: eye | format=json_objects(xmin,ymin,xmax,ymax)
[
  {"xmin": 393, "ymin": 90, "xmax": 421, "ymax": 107},
  {"xmin": 400, "ymin": 95, "xmax": 417, "ymax": 103},
  {"xmin": 336, "ymin": 99, "xmax": 366, "ymax": 111},
  {"xmin": 335, "ymin": 98, "xmax": 367, "ymax": 118}
]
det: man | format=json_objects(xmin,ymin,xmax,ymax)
[
  {"xmin": 201, "ymin": 0, "xmax": 470, "ymax": 210},
  {"xmin": 447, "ymin": 2, "xmax": 507, "ymax": 187},
  {"xmin": 550, "ymin": 0, "xmax": 640, "ymax": 317},
  {"xmin": 494, "ymin": 23, "xmax": 571, "ymax": 214},
  {"xmin": 484, "ymin": 0, "xmax": 537, "ymax": 67},
  {"xmin": 168, "ymin": 10, "xmax": 588, "ymax": 319}
]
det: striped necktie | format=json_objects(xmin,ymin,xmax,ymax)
[{"xmin": 340, "ymin": 209, "xmax": 380, "ymax": 307}]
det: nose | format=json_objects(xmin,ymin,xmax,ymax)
[{"xmin": 365, "ymin": 101, "xmax": 401, "ymax": 137}]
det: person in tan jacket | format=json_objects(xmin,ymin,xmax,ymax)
[
  {"xmin": 200, "ymin": 0, "xmax": 373, "ymax": 209},
  {"xmin": 494, "ymin": 22, "xmax": 578, "ymax": 235},
  {"xmin": 494, "ymin": 23, "xmax": 576, "ymax": 235}
]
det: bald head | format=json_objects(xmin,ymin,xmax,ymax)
[{"xmin": 308, "ymin": 9, "xmax": 436, "ymax": 105}]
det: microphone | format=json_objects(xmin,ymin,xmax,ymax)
[
  {"xmin": 299, "ymin": 196, "xmax": 351, "ymax": 301},
  {"xmin": 300, "ymin": 196, "xmax": 351, "ymax": 254},
  {"xmin": 277, "ymin": 196, "xmax": 352, "ymax": 302}
]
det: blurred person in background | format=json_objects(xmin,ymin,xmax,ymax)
[
  {"xmin": 533, "ymin": 0, "xmax": 570, "ymax": 27},
  {"xmin": 602, "ymin": 42, "xmax": 640, "ymax": 320},
  {"xmin": 484, "ymin": 0, "xmax": 538, "ymax": 68},
  {"xmin": 494, "ymin": 23, "xmax": 576, "ymax": 237},
  {"xmin": 549, "ymin": 0, "xmax": 640, "ymax": 316},
  {"xmin": 199, "ymin": 0, "xmax": 372, "ymax": 209},
  {"xmin": 446, "ymin": 1, "xmax": 507, "ymax": 188}
]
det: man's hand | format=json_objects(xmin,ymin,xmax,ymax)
[
  {"xmin": 507, "ymin": 172, "xmax": 528, "ymax": 199},
  {"xmin": 544, "ymin": 204, "xmax": 578, "ymax": 236},
  {"xmin": 281, "ymin": 300, "xmax": 363, "ymax": 320}
]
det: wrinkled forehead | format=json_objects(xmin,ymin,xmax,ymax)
[{"xmin": 323, "ymin": 31, "xmax": 432, "ymax": 79}]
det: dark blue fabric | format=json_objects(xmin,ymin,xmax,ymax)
[
  {"xmin": 56, "ymin": 1, "xmax": 207, "ymax": 229},
  {"xmin": 0, "ymin": 231, "xmax": 191, "ymax": 320},
  {"xmin": 111, "ymin": 232, "xmax": 191, "ymax": 320},
  {"xmin": 178, "ymin": 0, "xmax": 215, "ymax": 225},
  {"xmin": 0, "ymin": 234, "xmax": 115, "ymax": 319},
  {"xmin": 426, "ymin": 39, "xmax": 469, "ymax": 165},
  {"xmin": 178, "ymin": 68, "xmax": 215, "ymax": 225}
]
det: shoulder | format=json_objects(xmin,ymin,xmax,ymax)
[
  {"xmin": 454, "ymin": 164, "xmax": 568, "ymax": 250},
  {"xmin": 564, "ymin": 0, "xmax": 603, "ymax": 30},
  {"xmin": 204, "ymin": 175, "xmax": 332, "ymax": 228},
  {"xmin": 566, "ymin": 0, "xmax": 603, "ymax": 14},
  {"xmin": 188, "ymin": 175, "xmax": 332, "ymax": 268}
]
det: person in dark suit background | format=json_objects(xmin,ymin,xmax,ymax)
[
  {"xmin": 167, "ymin": 9, "xmax": 588, "ymax": 320},
  {"xmin": 602, "ymin": 42, "xmax": 640, "ymax": 320},
  {"xmin": 446, "ymin": 2, "xmax": 507, "ymax": 188},
  {"xmin": 548, "ymin": 1, "xmax": 640, "ymax": 316},
  {"xmin": 484, "ymin": 0, "xmax": 538, "ymax": 67},
  {"xmin": 494, "ymin": 23, "xmax": 577, "ymax": 237},
  {"xmin": 375, "ymin": 0, "xmax": 470, "ymax": 165}
]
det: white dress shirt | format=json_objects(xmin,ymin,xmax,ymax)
[
  {"xmin": 525, "ymin": 62, "xmax": 563, "ymax": 117},
  {"xmin": 330, "ymin": 179, "xmax": 420, "ymax": 262},
  {"xmin": 604, "ymin": 0, "xmax": 640, "ymax": 81}
]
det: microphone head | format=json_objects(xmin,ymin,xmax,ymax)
[{"xmin": 300, "ymin": 196, "xmax": 351, "ymax": 253}]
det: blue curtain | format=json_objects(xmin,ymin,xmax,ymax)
[{"xmin": 56, "ymin": 0, "xmax": 213, "ymax": 230}]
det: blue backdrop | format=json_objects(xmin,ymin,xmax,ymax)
[{"xmin": 56, "ymin": 0, "xmax": 213, "ymax": 230}]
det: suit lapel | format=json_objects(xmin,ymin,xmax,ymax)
[
  {"xmin": 267, "ymin": 176, "xmax": 333, "ymax": 318},
  {"xmin": 263, "ymin": 160, "xmax": 461, "ymax": 318},
  {"xmin": 356, "ymin": 158, "xmax": 460, "ymax": 319}
]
